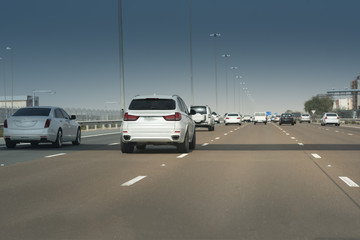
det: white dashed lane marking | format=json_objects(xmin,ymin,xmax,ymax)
[
  {"xmin": 339, "ymin": 177, "xmax": 359, "ymax": 187},
  {"xmin": 121, "ymin": 176, "xmax": 147, "ymax": 186},
  {"xmin": 108, "ymin": 143, "xmax": 120, "ymax": 146},
  {"xmin": 177, "ymin": 154, "xmax": 188, "ymax": 159},
  {"xmin": 298, "ymin": 143, "xmax": 304, "ymax": 146},
  {"xmin": 201, "ymin": 143, "xmax": 209, "ymax": 147},
  {"xmin": 45, "ymin": 153, "xmax": 66, "ymax": 158},
  {"xmin": 311, "ymin": 153, "xmax": 321, "ymax": 159}
]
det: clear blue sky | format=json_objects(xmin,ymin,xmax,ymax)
[{"xmin": 1, "ymin": 0, "xmax": 360, "ymax": 114}]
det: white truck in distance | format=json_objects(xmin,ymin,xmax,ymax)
[{"xmin": 253, "ymin": 112, "xmax": 267, "ymax": 125}]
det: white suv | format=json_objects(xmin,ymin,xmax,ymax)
[
  {"xmin": 121, "ymin": 95, "xmax": 196, "ymax": 153},
  {"xmin": 190, "ymin": 105, "xmax": 215, "ymax": 131},
  {"xmin": 321, "ymin": 112, "xmax": 340, "ymax": 126}
]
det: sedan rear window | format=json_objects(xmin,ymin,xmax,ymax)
[
  {"xmin": 326, "ymin": 113, "xmax": 337, "ymax": 117},
  {"xmin": 190, "ymin": 106, "xmax": 206, "ymax": 114},
  {"xmin": 129, "ymin": 99, "xmax": 176, "ymax": 110},
  {"xmin": 228, "ymin": 114, "xmax": 239, "ymax": 116},
  {"xmin": 13, "ymin": 108, "xmax": 51, "ymax": 116}
]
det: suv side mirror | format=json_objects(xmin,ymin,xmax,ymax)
[
  {"xmin": 189, "ymin": 110, "xmax": 196, "ymax": 115},
  {"xmin": 70, "ymin": 115, "xmax": 76, "ymax": 120}
]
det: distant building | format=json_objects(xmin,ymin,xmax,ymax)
[
  {"xmin": 0, "ymin": 95, "xmax": 39, "ymax": 108},
  {"xmin": 333, "ymin": 98, "xmax": 353, "ymax": 110},
  {"xmin": 351, "ymin": 76, "xmax": 360, "ymax": 110}
]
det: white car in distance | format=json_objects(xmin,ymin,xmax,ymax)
[
  {"xmin": 3, "ymin": 106, "xmax": 81, "ymax": 148},
  {"xmin": 321, "ymin": 112, "xmax": 340, "ymax": 126},
  {"xmin": 120, "ymin": 95, "xmax": 196, "ymax": 153},
  {"xmin": 224, "ymin": 112, "xmax": 242, "ymax": 125}
]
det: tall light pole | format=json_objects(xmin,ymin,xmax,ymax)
[
  {"xmin": 118, "ymin": 0, "xmax": 125, "ymax": 114},
  {"xmin": 210, "ymin": 33, "xmax": 221, "ymax": 112},
  {"xmin": 239, "ymin": 81, "xmax": 245, "ymax": 113},
  {"xmin": 235, "ymin": 75, "xmax": 242, "ymax": 112},
  {"xmin": 189, "ymin": 0, "xmax": 194, "ymax": 105},
  {"xmin": 0, "ymin": 57, "xmax": 7, "ymax": 117},
  {"xmin": 230, "ymin": 67, "xmax": 238, "ymax": 111},
  {"xmin": 222, "ymin": 54, "xmax": 230, "ymax": 112},
  {"xmin": 32, "ymin": 90, "xmax": 56, "ymax": 106},
  {"xmin": 6, "ymin": 47, "xmax": 13, "ymax": 115}
]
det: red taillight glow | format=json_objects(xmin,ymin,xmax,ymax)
[
  {"xmin": 124, "ymin": 113, "xmax": 139, "ymax": 121},
  {"xmin": 163, "ymin": 112, "xmax": 181, "ymax": 121},
  {"xmin": 226, "ymin": 117, "xmax": 229, "ymax": 119},
  {"xmin": 325, "ymin": 117, "xmax": 328, "ymax": 119},
  {"xmin": 4, "ymin": 119, "xmax": 8, "ymax": 128},
  {"xmin": 337, "ymin": 117, "xmax": 339, "ymax": 119},
  {"xmin": 237, "ymin": 117, "xmax": 240, "ymax": 119},
  {"xmin": 44, "ymin": 119, "xmax": 51, "ymax": 128}
]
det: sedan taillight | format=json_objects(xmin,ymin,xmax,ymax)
[
  {"xmin": 4, "ymin": 119, "xmax": 8, "ymax": 128},
  {"xmin": 124, "ymin": 113, "xmax": 139, "ymax": 121},
  {"xmin": 44, "ymin": 119, "xmax": 51, "ymax": 128},
  {"xmin": 163, "ymin": 112, "xmax": 181, "ymax": 121}
]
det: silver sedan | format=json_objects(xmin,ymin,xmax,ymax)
[{"xmin": 3, "ymin": 106, "xmax": 81, "ymax": 148}]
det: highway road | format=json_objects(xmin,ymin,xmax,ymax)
[{"xmin": 0, "ymin": 122, "xmax": 360, "ymax": 239}]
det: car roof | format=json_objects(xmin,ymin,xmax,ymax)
[{"xmin": 132, "ymin": 94, "xmax": 178, "ymax": 99}]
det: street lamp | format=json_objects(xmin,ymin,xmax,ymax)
[
  {"xmin": 189, "ymin": 0, "xmax": 194, "ymax": 105},
  {"xmin": 230, "ymin": 67, "xmax": 238, "ymax": 110},
  {"xmin": 222, "ymin": 54, "xmax": 230, "ymax": 112},
  {"xmin": 118, "ymin": 0, "xmax": 125, "ymax": 112},
  {"xmin": 210, "ymin": 33, "xmax": 221, "ymax": 112},
  {"xmin": 32, "ymin": 90, "xmax": 56, "ymax": 106},
  {"xmin": 6, "ymin": 47, "xmax": 13, "ymax": 115},
  {"xmin": 0, "ymin": 57, "xmax": 7, "ymax": 117},
  {"xmin": 235, "ymin": 75, "xmax": 242, "ymax": 112}
]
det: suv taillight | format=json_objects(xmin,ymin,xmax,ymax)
[
  {"xmin": 337, "ymin": 116, "xmax": 339, "ymax": 119},
  {"xmin": 44, "ymin": 119, "xmax": 51, "ymax": 128},
  {"xmin": 163, "ymin": 112, "xmax": 181, "ymax": 121},
  {"xmin": 124, "ymin": 113, "xmax": 139, "ymax": 121},
  {"xmin": 4, "ymin": 119, "xmax": 8, "ymax": 128}
]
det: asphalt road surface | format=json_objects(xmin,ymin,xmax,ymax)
[{"xmin": 1, "ymin": 123, "xmax": 360, "ymax": 240}]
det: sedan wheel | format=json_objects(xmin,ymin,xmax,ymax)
[
  {"xmin": 53, "ymin": 129, "xmax": 63, "ymax": 148},
  {"xmin": 72, "ymin": 128, "xmax": 81, "ymax": 145}
]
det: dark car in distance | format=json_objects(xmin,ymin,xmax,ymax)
[{"xmin": 279, "ymin": 113, "xmax": 295, "ymax": 125}]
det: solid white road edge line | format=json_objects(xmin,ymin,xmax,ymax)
[
  {"xmin": 108, "ymin": 143, "xmax": 120, "ymax": 145},
  {"xmin": 45, "ymin": 153, "xmax": 66, "ymax": 158},
  {"xmin": 82, "ymin": 132, "xmax": 121, "ymax": 138},
  {"xmin": 121, "ymin": 176, "xmax": 147, "ymax": 186},
  {"xmin": 311, "ymin": 153, "xmax": 321, "ymax": 159},
  {"xmin": 339, "ymin": 176, "xmax": 359, "ymax": 187},
  {"xmin": 177, "ymin": 153, "xmax": 188, "ymax": 158}
]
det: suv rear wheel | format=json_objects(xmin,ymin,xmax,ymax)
[
  {"xmin": 121, "ymin": 141, "xmax": 134, "ymax": 153},
  {"xmin": 189, "ymin": 131, "xmax": 196, "ymax": 149},
  {"xmin": 177, "ymin": 132, "xmax": 190, "ymax": 153}
]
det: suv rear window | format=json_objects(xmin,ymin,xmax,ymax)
[
  {"xmin": 13, "ymin": 108, "xmax": 51, "ymax": 116},
  {"xmin": 129, "ymin": 99, "xmax": 176, "ymax": 110},
  {"xmin": 190, "ymin": 106, "xmax": 206, "ymax": 114}
]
